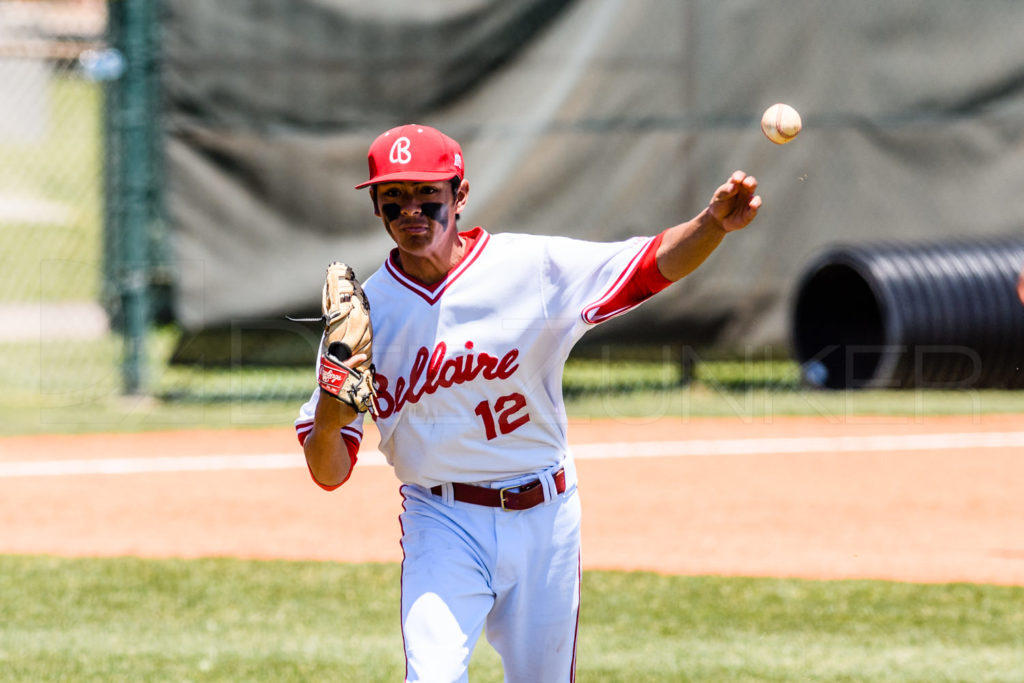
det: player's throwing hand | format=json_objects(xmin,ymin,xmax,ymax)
[{"xmin": 707, "ymin": 170, "xmax": 761, "ymax": 233}]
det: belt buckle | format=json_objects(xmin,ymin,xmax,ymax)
[{"xmin": 498, "ymin": 484, "xmax": 517, "ymax": 511}]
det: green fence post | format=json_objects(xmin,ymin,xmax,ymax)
[{"xmin": 109, "ymin": 0, "xmax": 157, "ymax": 395}]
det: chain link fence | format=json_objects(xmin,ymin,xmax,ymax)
[
  {"xmin": 0, "ymin": 0, "xmax": 185, "ymax": 425},
  {"xmin": 0, "ymin": 1, "xmax": 121, "ymax": 412},
  {"xmin": 0, "ymin": 0, "xmax": 318, "ymax": 422}
]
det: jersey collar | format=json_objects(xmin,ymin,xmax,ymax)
[{"xmin": 384, "ymin": 226, "xmax": 489, "ymax": 304}]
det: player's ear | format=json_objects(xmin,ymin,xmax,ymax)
[
  {"xmin": 454, "ymin": 179, "xmax": 469, "ymax": 216},
  {"xmin": 369, "ymin": 186, "xmax": 381, "ymax": 217}
]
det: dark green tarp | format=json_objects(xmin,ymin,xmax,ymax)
[{"xmin": 164, "ymin": 0, "xmax": 1024, "ymax": 356}]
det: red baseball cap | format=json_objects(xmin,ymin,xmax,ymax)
[{"xmin": 355, "ymin": 124, "xmax": 465, "ymax": 189}]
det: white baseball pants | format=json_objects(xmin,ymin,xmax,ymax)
[{"xmin": 399, "ymin": 462, "xmax": 581, "ymax": 683}]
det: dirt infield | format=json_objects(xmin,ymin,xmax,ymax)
[{"xmin": 2, "ymin": 414, "xmax": 1023, "ymax": 585}]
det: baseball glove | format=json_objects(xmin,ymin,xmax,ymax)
[{"xmin": 318, "ymin": 262, "xmax": 376, "ymax": 414}]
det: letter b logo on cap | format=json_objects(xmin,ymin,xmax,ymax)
[
  {"xmin": 355, "ymin": 124, "xmax": 464, "ymax": 189},
  {"xmin": 389, "ymin": 137, "xmax": 412, "ymax": 165}
]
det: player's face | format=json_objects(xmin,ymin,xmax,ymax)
[{"xmin": 373, "ymin": 180, "xmax": 464, "ymax": 255}]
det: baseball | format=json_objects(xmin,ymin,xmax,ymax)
[{"xmin": 761, "ymin": 103, "xmax": 802, "ymax": 144}]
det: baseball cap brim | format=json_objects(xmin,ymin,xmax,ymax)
[{"xmin": 354, "ymin": 170, "xmax": 460, "ymax": 190}]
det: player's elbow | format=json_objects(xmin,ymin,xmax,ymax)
[
  {"xmin": 304, "ymin": 451, "xmax": 352, "ymax": 491},
  {"xmin": 302, "ymin": 431, "xmax": 356, "ymax": 491}
]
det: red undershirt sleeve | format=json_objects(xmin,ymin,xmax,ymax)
[{"xmin": 631, "ymin": 230, "xmax": 674, "ymax": 297}]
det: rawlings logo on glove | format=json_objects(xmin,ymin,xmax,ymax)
[
  {"xmin": 318, "ymin": 262, "xmax": 377, "ymax": 414},
  {"xmin": 317, "ymin": 354, "xmax": 356, "ymax": 393}
]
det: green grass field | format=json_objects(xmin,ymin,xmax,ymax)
[{"xmin": 1, "ymin": 556, "xmax": 1022, "ymax": 682}]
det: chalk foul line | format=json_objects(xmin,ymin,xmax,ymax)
[{"xmin": 1, "ymin": 431, "xmax": 1023, "ymax": 478}]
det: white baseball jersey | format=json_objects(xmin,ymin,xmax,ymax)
[{"xmin": 295, "ymin": 226, "xmax": 670, "ymax": 488}]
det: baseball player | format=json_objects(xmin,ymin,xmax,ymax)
[{"xmin": 296, "ymin": 124, "xmax": 761, "ymax": 682}]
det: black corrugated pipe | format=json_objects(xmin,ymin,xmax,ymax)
[{"xmin": 790, "ymin": 237, "xmax": 1024, "ymax": 389}]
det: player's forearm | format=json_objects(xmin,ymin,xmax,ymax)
[
  {"xmin": 302, "ymin": 396, "xmax": 357, "ymax": 487},
  {"xmin": 655, "ymin": 208, "xmax": 728, "ymax": 282}
]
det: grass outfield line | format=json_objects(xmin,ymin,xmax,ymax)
[{"xmin": 1, "ymin": 556, "xmax": 1022, "ymax": 682}]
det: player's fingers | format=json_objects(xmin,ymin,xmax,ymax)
[
  {"xmin": 713, "ymin": 171, "xmax": 750, "ymax": 202},
  {"xmin": 346, "ymin": 353, "xmax": 368, "ymax": 368},
  {"xmin": 719, "ymin": 193, "xmax": 762, "ymax": 232},
  {"xmin": 739, "ymin": 195, "xmax": 762, "ymax": 225},
  {"xmin": 733, "ymin": 175, "xmax": 757, "ymax": 203},
  {"xmin": 712, "ymin": 181, "xmax": 737, "ymax": 203}
]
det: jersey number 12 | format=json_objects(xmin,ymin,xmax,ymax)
[{"xmin": 474, "ymin": 392, "xmax": 530, "ymax": 440}]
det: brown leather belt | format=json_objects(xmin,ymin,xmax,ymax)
[{"xmin": 431, "ymin": 468, "xmax": 566, "ymax": 511}]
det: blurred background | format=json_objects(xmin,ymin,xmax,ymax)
[{"xmin": 1, "ymin": 0, "xmax": 1023, "ymax": 427}]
